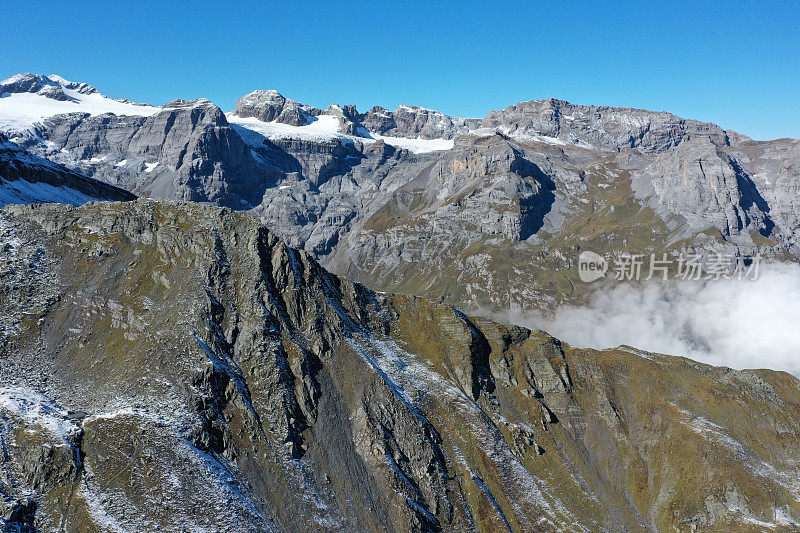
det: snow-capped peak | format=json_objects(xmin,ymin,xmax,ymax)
[
  {"xmin": 0, "ymin": 72, "xmax": 161, "ymax": 136},
  {"xmin": 0, "ymin": 73, "xmax": 100, "ymax": 99},
  {"xmin": 46, "ymin": 74, "xmax": 98, "ymax": 95}
]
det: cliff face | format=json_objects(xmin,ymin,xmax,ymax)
[{"xmin": 1, "ymin": 200, "xmax": 798, "ymax": 532}]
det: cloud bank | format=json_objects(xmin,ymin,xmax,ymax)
[{"xmin": 492, "ymin": 263, "xmax": 800, "ymax": 375}]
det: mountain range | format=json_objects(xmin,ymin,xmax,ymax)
[
  {"xmin": 1, "ymin": 73, "xmax": 799, "ymax": 532},
  {"xmin": 3, "ymin": 73, "xmax": 798, "ymax": 312}
]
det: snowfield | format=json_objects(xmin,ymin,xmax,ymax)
[
  {"xmin": 0, "ymin": 77, "xmax": 161, "ymax": 135},
  {"xmin": 1, "ymin": 74, "xmax": 457, "ymax": 154},
  {"xmin": 227, "ymin": 113, "xmax": 455, "ymax": 154}
]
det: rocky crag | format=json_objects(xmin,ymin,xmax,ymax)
[{"xmin": 1, "ymin": 199, "xmax": 799, "ymax": 532}]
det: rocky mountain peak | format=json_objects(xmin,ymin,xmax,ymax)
[
  {"xmin": 233, "ymin": 89, "xmax": 316, "ymax": 126},
  {"xmin": 482, "ymin": 98, "xmax": 752, "ymax": 152},
  {"xmin": 360, "ymin": 103, "xmax": 481, "ymax": 140},
  {"xmin": 0, "ymin": 73, "xmax": 100, "ymax": 99},
  {"xmin": 2, "ymin": 73, "xmax": 81, "ymax": 102},
  {"xmin": 229, "ymin": 88, "xmax": 482, "ymax": 141}
]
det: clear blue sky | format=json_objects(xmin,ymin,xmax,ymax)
[{"xmin": 3, "ymin": 0, "xmax": 798, "ymax": 140}]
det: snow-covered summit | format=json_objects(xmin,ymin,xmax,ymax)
[
  {"xmin": 0, "ymin": 73, "xmax": 95, "ymax": 101},
  {"xmin": 0, "ymin": 73, "xmax": 161, "ymax": 135}
]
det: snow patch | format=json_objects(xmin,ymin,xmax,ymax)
[
  {"xmin": 371, "ymin": 133, "xmax": 454, "ymax": 153},
  {"xmin": 228, "ymin": 114, "xmax": 344, "ymax": 144},
  {"xmin": 0, "ymin": 177, "xmax": 99, "ymax": 207},
  {"xmin": 78, "ymin": 477, "xmax": 132, "ymax": 533},
  {"xmin": 0, "ymin": 387, "xmax": 79, "ymax": 443}
]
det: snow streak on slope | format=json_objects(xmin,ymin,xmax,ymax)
[
  {"xmin": 0, "ymin": 177, "xmax": 99, "ymax": 207},
  {"xmin": 227, "ymin": 113, "xmax": 455, "ymax": 154},
  {"xmin": 0, "ymin": 386, "xmax": 276, "ymax": 532},
  {"xmin": 349, "ymin": 333, "xmax": 589, "ymax": 530}
]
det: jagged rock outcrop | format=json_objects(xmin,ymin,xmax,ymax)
[
  {"xmin": 1, "ymin": 200, "xmax": 798, "ymax": 532},
  {"xmin": 230, "ymin": 91, "xmax": 481, "ymax": 140},
  {"xmin": 360, "ymin": 105, "xmax": 481, "ymax": 140}
]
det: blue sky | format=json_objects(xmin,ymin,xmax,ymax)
[{"xmin": 2, "ymin": 0, "xmax": 798, "ymax": 140}]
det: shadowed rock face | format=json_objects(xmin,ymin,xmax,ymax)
[
  {"xmin": 631, "ymin": 138, "xmax": 774, "ymax": 238},
  {"xmin": 1, "ymin": 200, "xmax": 799, "ymax": 532},
  {"xmin": 11, "ymin": 97, "xmax": 277, "ymax": 209}
]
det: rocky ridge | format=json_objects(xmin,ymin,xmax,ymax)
[
  {"xmin": 1, "ymin": 199, "xmax": 799, "ymax": 532},
  {"xmin": 480, "ymin": 97, "xmax": 751, "ymax": 152}
]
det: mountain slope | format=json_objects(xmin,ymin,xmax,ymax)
[
  {"xmin": 0, "ymin": 132, "xmax": 135, "ymax": 207},
  {"xmin": 1, "ymin": 200, "xmax": 798, "ymax": 532}
]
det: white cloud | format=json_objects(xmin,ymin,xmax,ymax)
[{"xmin": 488, "ymin": 263, "xmax": 800, "ymax": 375}]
